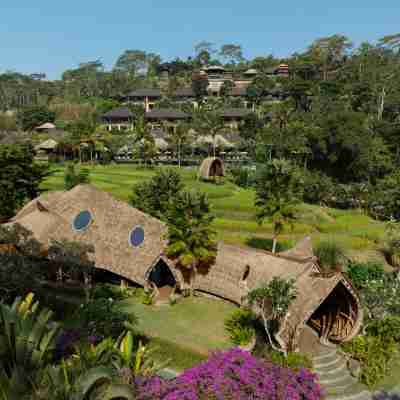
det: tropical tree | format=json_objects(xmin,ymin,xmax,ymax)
[
  {"xmin": 192, "ymin": 108, "xmax": 225, "ymax": 157},
  {"xmin": 255, "ymin": 159, "xmax": 303, "ymax": 253},
  {"xmin": 0, "ymin": 144, "xmax": 49, "ymax": 220},
  {"xmin": 64, "ymin": 163, "xmax": 91, "ymax": 190},
  {"xmin": 16, "ymin": 104, "xmax": 56, "ymax": 131},
  {"xmin": 247, "ymin": 277, "xmax": 297, "ymax": 353},
  {"xmin": 130, "ymin": 168, "xmax": 184, "ymax": 220},
  {"xmin": 166, "ymin": 191, "xmax": 217, "ymax": 295},
  {"xmin": 219, "ymin": 44, "xmax": 245, "ymax": 65},
  {"xmin": 167, "ymin": 122, "xmax": 192, "ymax": 167},
  {"xmin": 0, "ymin": 224, "xmax": 43, "ymax": 302}
]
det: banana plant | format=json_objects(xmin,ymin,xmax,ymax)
[
  {"xmin": 114, "ymin": 331, "xmax": 168, "ymax": 378},
  {"xmin": 0, "ymin": 293, "xmax": 60, "ymax": 398},
  {"xmin": 42, "ymin": 364, "xmax": 134, "ymax": 400}
]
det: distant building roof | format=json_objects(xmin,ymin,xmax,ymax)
[
  {"xmin": 145, "ymin": 109, "xmax": 190, "ymax": 120},
  {"xmin": 244, "ymin": 68, "xmax": 258, "ymax": 76},
  {"xmin": 35, "ymin": 139, "xmax": 59, "ymax": 151},
  {"xmin": 126, "ymin": 88, "xmax": 162, "ymax": 98},
  {"xmin": 203, "ymin": 65, "xmax": 226, "ymax": 72},
  {"xmin": 36, "ymin": 122, "xmax": 56, "ymax": 130},
  {"xmin": 102, "ymin": 107, "xmax": 135, "ymax": 120},
  {"xmin": 220, "ymin": 108, "xmax": 253, "ymax": 119}
]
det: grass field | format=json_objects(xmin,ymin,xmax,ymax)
[{"xmin": 41, "ymin": 163, "xmax": 388, "ymax": 262}]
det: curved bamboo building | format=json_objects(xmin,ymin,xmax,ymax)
[{"xmin": 6, "ymin": 184, "xmax": 363, "ymax": 351}]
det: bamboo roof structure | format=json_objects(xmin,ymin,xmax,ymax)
[{"xmin": 6, "ymin": 185, "xmax": 363, "ymax": 351}]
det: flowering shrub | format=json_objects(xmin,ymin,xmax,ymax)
[{"xmin": 135, "ymin": 348, "xmax": 324, "ymax": 400}]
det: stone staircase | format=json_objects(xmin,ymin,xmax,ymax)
[{"xmin": 313, "ymin": 345, "xmax": 371, "ymax": 400}]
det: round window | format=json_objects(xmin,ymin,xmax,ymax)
[
  {"xmin": 129, "ymin": 226, "xmax": 145, "ymax": 247},
  {"xmin": 73, "ymin": 210, "xmax": 92, "ymax": 232}
]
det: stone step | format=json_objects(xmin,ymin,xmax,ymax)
[
  {"xmin": 327, "ymin": 388, "xmax": 371, "ymax": 400},
  {"xmin": 320, "ymin": 370, "xmax": 356, "ymax": 388},
  {"xmin": 316, "ymin": 358, "xmax": 348, "ymax": 376},
  {"xmin": 313, "ymin": 348, "xmax": 337, "ymax": 362},
  {"xmin": 314, "ymin": 353, "xmax": 343, "ymax": 369},
  {"xmin": 314, "ymin": 354, "xmax": 346, "ymax": 371}
]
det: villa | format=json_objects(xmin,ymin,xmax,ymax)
[{"xmin": 7, "ymin": 184, "xmax": 363, "ymax": 352}]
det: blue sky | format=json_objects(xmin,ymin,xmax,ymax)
[{"xmin": 1, "ymin": 1, "xmax": 399, "ymax": 79}]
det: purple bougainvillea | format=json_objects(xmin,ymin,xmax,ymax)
[{"xmin": 135, "ymin": 348, "xmax": 324, "ymax": 400}]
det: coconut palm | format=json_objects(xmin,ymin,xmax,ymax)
[
  {"xmin": 166, "ymin": 191, "xmax": 217, "ymax": 295},
  {"xmin": 192, "ymin": 108, "xmax": 225, "ymax": 158},
  {"xmin": 166, "ymin": 122, "xmax": 192, "ymax": 168}
]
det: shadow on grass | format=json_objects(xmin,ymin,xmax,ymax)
[{"xmin": 246, "ymin": 237, "xmax": 293, "ymax": 252}]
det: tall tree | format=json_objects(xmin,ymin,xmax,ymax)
[
  {"xmin": 166, "ymin": 191, "xmax": 217, "ymax": 295},
  {"xmin": 167, "ymin": 122, "xmax": 193, "ymax": 168},
  {"xmin": 114, "ymin": 50, "xmax": 148, "ymax": 76},
  {"xmin": 255, "ymin": 159, "xmax": 303, "ymax": 253},
  {"xmin": 130, "ymin": 169, "xmax": 184, "ymax": 220},
  {"xmin": 192, "ymin": 108, "xmax": 225, "ymax": 157},
  {"xmin": 219, "ymin": 44, "xmax": 244, "ymax": 65},
  {"xmin": 0, "ymin": 144, "xmax": 49, "ymax": 220}
]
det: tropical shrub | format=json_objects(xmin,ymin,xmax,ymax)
[
  {"xmin": 229, "ymin": 166, "xmax": 256, "ymax": 188},
  {"xmin": 92, "ymin": 283, "xmax": 137, "ymax": 301},
  {"xmin": 64, "ymin": 162, "xmax": 91, "ymax": 190},
  {"xmin": 268, "ymin": 350, "xmax": 313, "ymax": 371},
  {"xmin": 130, "ymin": 168, "xmax": 184, "ymax": 220},
  {"xmin": 346, "ymin": 262, "xmax": 385, "ymax": 290},
  {"xmin": 315, "ymin": 240, "xmax": 346, "ymax": 273},
  {"xmin": 135, "ymin": 348, "xmax": 324, "ymax": 400},
  {"xmin": 0, "ymin": 293, "xmax": 60, "ymax": 398},
  {"xmin": 247, "ymin": 277, "xmax": 297, "ymax": 352},
  {"xmin": 342, "ymin": 335, "xmax": 398, "ymax": 389},
  {"xmin": 366, "ymin": 316, "xmax": 400, "ymax": 343},
  {"xmin": 224, "ymin": 308, "xmax": 256, "ymax": 345},
  {"xmin": 302, "ymin": 170, "xmax": 335, "ymax": 206},
  {"xmin": 77, "ymin": 298, "xmax": 137, "ymax": 338}
]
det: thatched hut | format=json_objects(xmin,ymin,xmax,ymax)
[
  {"xmin": 5, "ymin": 185, "xmax": 363, "ymax": 351},
  {"xmin": 198, "ymin": 157, "xmax": 225, "ymax": 180}
]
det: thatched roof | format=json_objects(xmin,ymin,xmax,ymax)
[
  {"xmin": 126, "ymin": 88, "xmax": 161, "ymax": 98},
  {"xmin": 193, "ymin": 135, "xmax": 235, "ymax": 148},
  {"xmin": 195, "ymin": 243, "xmax": 313, "ymax": 304},
  {"xmin": 145, "ymin": 109, "xmax": 190, "ymax": 120},
  {"xmin": 8, "ymin": 185, "xmax": 168, "ymax": 285},
  {"xmin": 102, "ymin": 107, "xmax": 135, "ymax": 121},
  {"xmin": 6, "ymin": 185, "xmax": 363, "ymax": 351},
  {"xmin": 280, "ymin": 236, "xmax": 316, "ymax": 262},
  {"xmin": 36, "ymin": 122, "xmax": 56, "ymax": 130},
  {"xmin": 35, "ymin": 139, "xmax": 58, "ymax": 151},
  {"xmin": 198, "ymin": 157, "xmax": 225, "ymax": 180}
]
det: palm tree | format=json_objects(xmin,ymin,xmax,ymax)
[
  {"xmin": 166, "ymin": 191, "xmax": 217, "ymax": 295},
  {"xmin": 255, "ymin": 159, "xmax": 303, "ymax": 253},
  {"xmin": 193, "ymin": 108, "xmax": 225, "ymax": 158},
  {"xmin": 167, "ymin": 122, "xmax": 192, "ymax": 168}
]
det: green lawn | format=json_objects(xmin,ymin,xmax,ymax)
[
  {"xmin": 41, "ymin": 163, "xmax": 388, "ymax": 261},
  {"xmin": 118, "ymin": 296, "xmax": 235, "ymax": 356}
]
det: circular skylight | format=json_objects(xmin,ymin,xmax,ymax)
[
  {"xmin": 129, "ymin": 226, "xmax": 145, "ymax": 247},
  {"xmin": 73, "ymin": 210, "xmax": 92, "ymax": 232}
]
